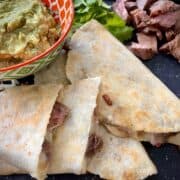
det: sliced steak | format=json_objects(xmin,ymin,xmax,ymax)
[
  {"xmin": 136, "ymin": 0, "xmax": 155, "ymax": 10},
  {"xmin": 130, "ymin": 9, "xmax": 150, "ymax": 28},
  {"xmin": 86, "ymin": 133, "xmax": 103, "ymax": 157},
  {"xmin": 47, "ymin": 102, "xmax": 69, "ymax": 131},
  {"xmin": 142, "ymin": 26, "xmax": 163, "ymax": 40},
  {"xmin": 165, "ymin": 30, "xmax": 176, "ymax": 41},
  {"xmin": 42, "ymin": 140, "xmax": 51, "ymax": 160},
  {"xmin": 160, "ymin": 34, "xmax": 180, "ymax": 61},
  {"xmin": 113, "ymin": 0, "xmax": 129, "ymax": 21},
  {"xmin": 174, "ymin": 13, "xmax": 180, "ymax": 34},
  {"xmin": 137, "ymin": 33, "xmax": 157, "ymax": 52},
  {"xmin": 129, "ymin": 33, "xmax": 157, "ymax": 60},
  {"xmin": 150, "ymin": 0, "xmax": 180, "ymax": 17},
  {"xmin": 150, "ymin": 11, "xmax": 179, "ymax": 29},
  {"xmin": 129, "ymin": 43, "xmax": 154, "ymax": 60},
  {"xmin": 125, "ymin": 1, "xmax": 137, "ymax": 11}
]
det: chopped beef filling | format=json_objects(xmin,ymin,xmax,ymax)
[
  {"xmin": 149, "ymin": 11, "xmax": 178, "ymax": 29},
  {"xmin": 113, "ymin": 0, "xmax": 180, "ymax": 61},
  {"xmin": 102, "ymin": 94, "xmax": 113, "ymax": 106},
  {"xmin": 175, "ymin": 15, "xmax": 180, "ymax": 34},
  {"xmin": 160, "ymin": 34, "xmax": 180, "ymax": 62},
  {"xmin": 39, "ymin": 101, "xmax": 69, "ymax": 171},
  {"xmin": 165, "ymin": 30, "xmax": 176, "ymax": 41},
  {"xmin": 86, "ymin": 133, "xmax": 103, "ymax": 157},
  {"xmin": 42, "ymin": 140, "xmax": 51, "ymax": 161},
  {"xmin": 130, "ymin": 9, "xmax": 150, "ymax": 28},
  {"xmin": 47, "ymin": 102, "xmax": 70, "ymax": 132},
  {"xmin": 129, "ymin": 33, "xmax": 157, "ymax": 60},
  {"xmin": 150, "ymin": 0, "xmax": 180, "ymax": 17},
  {"xmin": 142, "ymin": 26, "xmax": 162, "ymax": 40},
  {"xmin": 136, "ymin": 0, "xmax": 156, "ymax": 10},
  {"xmin": 125, "ymin": 1, "xmax": 137, "ymax": 11},
  {"xmin": 113, "ymin": 0, "xmax": 130, "ymax": 21}
]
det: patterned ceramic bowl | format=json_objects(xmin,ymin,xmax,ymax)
[{"xmin": 0, "ymin": 0, "xmax": 74, "ymax": 80}]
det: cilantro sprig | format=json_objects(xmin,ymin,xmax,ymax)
[{"xmin": 73, "ymin": 0, "xmax": 133, "ymax": 42}]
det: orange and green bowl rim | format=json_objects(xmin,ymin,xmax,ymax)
[{"xmin": 0, "ymin": 0, "xmax": 74, "ymax": 72}]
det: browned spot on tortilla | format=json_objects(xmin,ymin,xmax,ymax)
[
  {"xmin": 176, "ymin": 111, "xmax": 180, "ymax": 118},
  {"xmin": 135, "ymin": 111, "xmax": 150, "ymax": 121},
  {"xmin": 113, "ymin": 106, "xmax": 132, "ymax": 128},
  {"xmin": 116, "ymin": 126, "xmax": 132, "ymax": 137},
  {"xmin": 28, "ymin": 151, "xmax": 32, "ymax": 156},
  {"xmin": 137, "ymin": 131, "xmax": 146, "ymax": 138},
  {"xmin": 123, "ymin": 171, "xmax": 137, "ymax": 180},
  {"xmin": 131, "ymin": 91, "xmax": 139, "ymax": 99},
  {"xmin": 102, "ymin": 94, "xmax": 113, "ymax": 106},
  {"xmin": 163, "ymin": 114, "xmax": 170, "ymax": 121},
  {"xmin": 121, "ymin": 147, "xmax": 138, "ymax": 162},
  {"xmin": 105, "ymin": 124, "xmax": 130, "ymax": 138},
  {"xmin": 15, "ymin": 132, "xmax": 21, "ymax": 141}
]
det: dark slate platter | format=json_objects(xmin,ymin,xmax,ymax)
[
  {"xmin": 0, "ymin": 50, "xmax": 179, "ymax": 180},
  {"xmin": 0, "ymin": 0, "xmax": 180, "ymax": 179},
  {"xmin": 0, "ymin": 54, "xmax": 180, "ymax": 180}
]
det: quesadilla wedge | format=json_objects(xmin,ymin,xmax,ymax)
[
  {"xmin": 48, "ymin": 77, "xmax": 101, "ymax": 174},
  {"xmin": 0, "ymin": 126, "xmax": 158, "ymax": 180},
  {"xmin": 0, "ymin": 77, "xmax": 101, "ymax": 177},
  {"xmin": 0, "ymin": 78, "xmax": 157, "ymax": 180},
  {"xmin": 66, "ymin": 20, "xmax": 180, "ymax": 145},
  {"xmin": 86, "ymin": 123, "xmax": 157, "ymax": 180},
  {"xmin": 0, "ymin": 84, "xmax": 69, "ymax": 179},
  {"xmin": 35, "ymin": 50, "xmax": 69, "ymax": 85}
]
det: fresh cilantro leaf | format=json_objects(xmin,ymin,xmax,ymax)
[{"xmin": 73, "ymin": 0, "xmax": 133, "ymax": 42}]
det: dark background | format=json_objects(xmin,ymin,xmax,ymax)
[
  {"xmin": 0, "ymin": 0, "xmax": 180, "ymax": 179},
  {"xmin": 0, "ymin": 54, "xmax": 179, "ymax": 180}
]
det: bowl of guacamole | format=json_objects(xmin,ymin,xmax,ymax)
[{"xmin": 0, "ymin": 0, "xmax": 74, "ymax": 79}]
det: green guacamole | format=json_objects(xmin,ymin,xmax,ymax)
[{"xmin": 0, "ymin": 0, "xmax": 60, "ymax": 66}]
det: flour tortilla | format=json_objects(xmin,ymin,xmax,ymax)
[
  {"xmin": 0, "ymin": 78, "xmax": 157, "ymax": 180},
  {"xmin": 87, "ymin": 124, "xmax": 157, "ymax": 180},
  {"xmin": 0, "ymin": 160, "xmax": 21, "ymax": 175},
  {"xmin": 167, "ymin": 133, "xmax": 180, "ymax": 146},
  {"xmin": 66, "ymin": 20, "xmax": 180, "ymax": 142},
  {"xmin": 49, "ymin": 77, "xmax": 101, "ymax": 174},
  {"xmin": 0, "ymin": 78, "xmax": 101, "ymax": 177},
  {"xmin": 0, "ymin": 84, "xmax": 62, "ymax": 179},
  {"xmin": 35, "ymin": 50, "xmax": 69, "ymax": 85}
]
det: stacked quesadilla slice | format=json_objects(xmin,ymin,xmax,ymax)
[
  {"xmin": 66, "ymin": 20, "xmax": 180, "ymax": 146},
  {"xmin": 0, "ymin": 19, "xmax": 179, "ymax": 180},
  {"xmin": 48, "ymin": 77, "xmax": 100, "ymax": 174},
  {"xmin": 86, "ymin": 123, "xmax": 157, "ymax": 180},
  {"xmin": 0, "ymin": 77, "xmax": 157, "ymax": 180},
  {"xmin": 0, "ymin": 84, "xmax": 64, "ymax": 179}
]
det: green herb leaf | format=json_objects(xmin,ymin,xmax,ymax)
[{"xmin": 73, "ymin": 0, "xmax": 133, "ymax": 42}]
